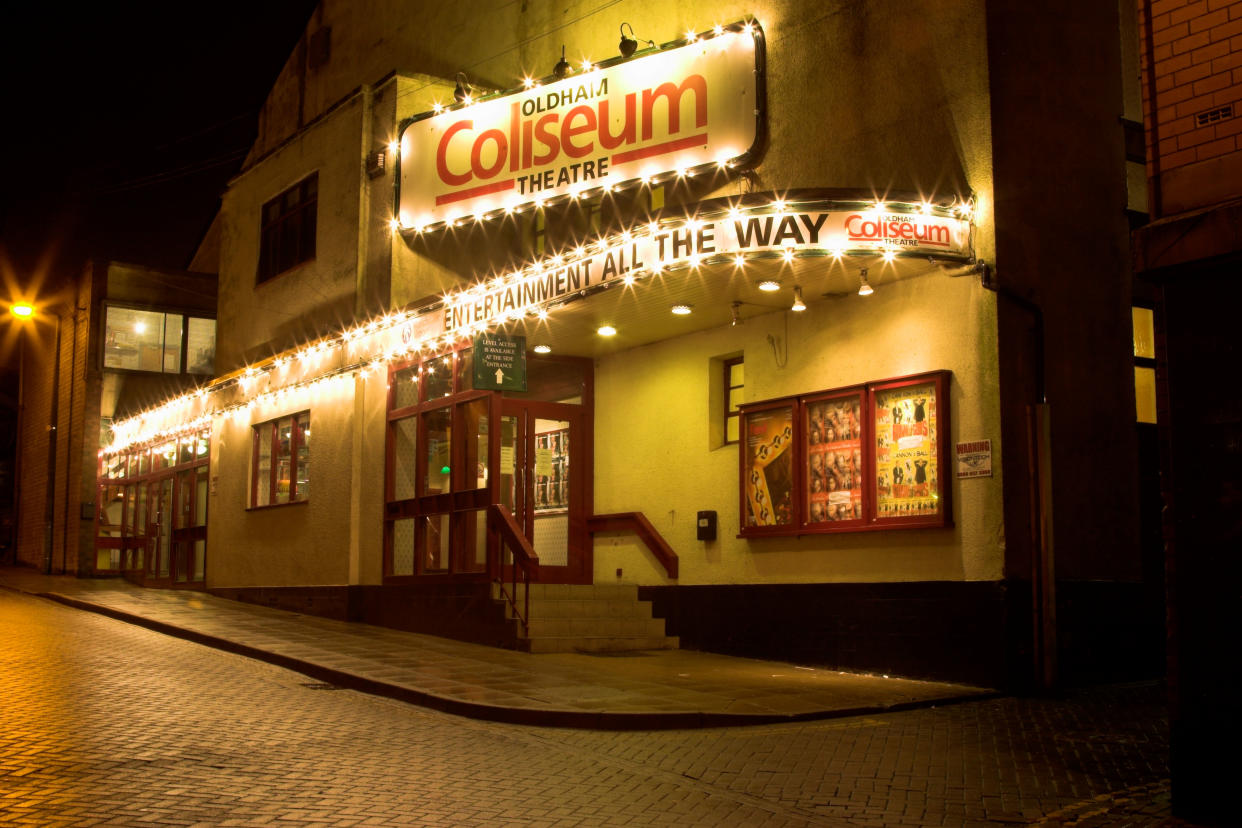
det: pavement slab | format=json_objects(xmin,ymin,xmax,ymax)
[{"xmin": 0, "ymin": 567, "xmax": 992, "ymax": 729}]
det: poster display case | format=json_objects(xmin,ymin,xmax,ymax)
[
  {"xmin": 804, "ymin": 389, "xmax": 865, "ymax": 528},
  {"xmin": 741, "ymin": 402, "xmax": 795, "ymax": 530},
  {"xmin": 739, "ymin": 370, "xmax": 950, "ymax": 536}
]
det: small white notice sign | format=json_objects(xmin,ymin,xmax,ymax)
[{"xmin": 956, "ymin": 439, "xmax": 993, "ymax": 478}]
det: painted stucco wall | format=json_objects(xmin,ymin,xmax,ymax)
[
  {"xmin": 593, "ymin": 269, "xmax": 1003, "ymax": 586},
  {"xmin": 216, "ymin": 95, "xmax": 366, "ymax": 374},
  {"xmin": 205, "ymin": 368, "xmax": 387, "ymax": 589}
]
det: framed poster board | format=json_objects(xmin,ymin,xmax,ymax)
[
  {"xmin": 738, "ymin": 370, "xmax": 951, "ymax": 536},
  {"xmin": 741, "ymin": 402, "xmax": 795, "ymax": 531},
  {"xmin": 804, "ymin": 389, "xmax": 865, "ymax": 529},
  {"xmin": 871, "ymin": 372, "xmax": 950, "ymax": 528}
]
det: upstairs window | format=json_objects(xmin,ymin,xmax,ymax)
[
  {"xmin": 258, "ymin": 173, "xmax": 318, "ymax": 283},
  {"xmin": 103, "ymin": 305, "xmax": 215, "ymax": 375}
]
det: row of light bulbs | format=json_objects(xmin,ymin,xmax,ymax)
[{"xmin": 104, "ymin": 199, "xmax": 968, "ymax": 453}]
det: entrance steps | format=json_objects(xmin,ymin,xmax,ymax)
[{"xmin": 493, "ymin": 583, "xmax": 679, "ymax": 654}]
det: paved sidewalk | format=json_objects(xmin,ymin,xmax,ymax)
[{"xmin": 0, "ymin": 567, "xmax": 993, "ymax": 729}]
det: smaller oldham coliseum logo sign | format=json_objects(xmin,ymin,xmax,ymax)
[{"xmin": 398, "ymin": 25, "xmax": 762, "ymax": 227}]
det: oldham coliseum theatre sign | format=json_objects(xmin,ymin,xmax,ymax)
[{"xmin": 397, "ymin": 23, "xmax": 763, "ymax": 228}]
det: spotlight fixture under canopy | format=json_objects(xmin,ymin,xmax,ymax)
[
  {"xmin": 671, "ymin": 304, "xmax": 693, "ymax": 315},
  {"xmin": 758, "ymin": 279, "xmax": 781, "ymax": 292},
  {"xmin": 791, "ymin": 286, "xmax": 806, "ymax": 312},
  {"xmin": 618, "ymin": 23, "xmax": 653, "ymax": 59},
  {"xmin": 553, "ymin": 45, "xmax": 571, "ymax": 79},
  {"xmin": 533, "ymin": 344, "xmax": 551, "ymax": 354},
  {"xmin": 597, "ymin": 325, "xmax": 617, "ymax": 337},
  {"xmin": 858, "ymin": 267, "xmax": 874, "ymax": 296},
  {"xmin": 452, "ymin": 72, "xmax": 471, "ymax": 103}
]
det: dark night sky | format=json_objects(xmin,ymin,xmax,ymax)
[
  {"xmin": 0, "ymin": 2, "xmax": 317, "ymax": 289},
  {"xmin": 0, "ymin": 0, "xmax": 317, "ymax": 389}
]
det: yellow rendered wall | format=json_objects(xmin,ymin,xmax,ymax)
[
  {"xmin": 593, "ymin": 270, "xmax": 1003, "ymax": 586},
  {"xmin": 216, "ymin": 96, "xmax": 366, "ymax": 374},
  {"xmin": 205, "ymin": 369, "xmax": 388, "ymax": 589}
]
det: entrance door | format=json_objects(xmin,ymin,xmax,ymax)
[
  {"xmin": 171, "ymin": 465, "xmax": 208, "ymax": 585},
  {"xmin": 499, "ymin": 400, "xmax": 589, "ymax": 583},
  {"xmin": 146, "ymin": 477, "xmax": 172, "ymax": 578}
]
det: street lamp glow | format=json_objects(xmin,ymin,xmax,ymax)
[{"xmin": 9, "ymin": 302, "xmax": 34, "ymax": 319}]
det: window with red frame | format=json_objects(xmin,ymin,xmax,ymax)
[{"xmin": 252, "ymin": 412, "xmax": 310, "ymax": 507}]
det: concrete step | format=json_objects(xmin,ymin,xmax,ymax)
[
  {"xmin": 525, "ymin": 635, "xmax": 680, "ymax": 654},
  {"xmin": 525, "ymin": 615, "xmax": 668, "ymax": 639},
  {"xmin": 491, "ymin": 581, "xmax": 678, "ymax": 652},
  {"xmin": 503, "ymin": 597, "xmax": 658, "ymax": 620}
]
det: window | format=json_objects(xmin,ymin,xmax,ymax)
[
  {"xmin": 252, "ymin": 412, "xmax": 310, "ymax": 507},
  {"xmin": 103, "ymin": 306, "xmax": 215, "ymax": 375},
  {"xmin": 258, "ymin": 173, "xmax": 318, "ymax": 283},
  {"xmin": 1132, "ymin": 306, "xmax": 1157, "ymax": 424},
  {"xmin": 724, "ymin": 357, "xmax": 744, "ymax": 444}
]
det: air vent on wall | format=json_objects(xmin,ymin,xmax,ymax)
[{"xmin": 1196, "ymin": 104, "xmax": 1233, "ymax": 128}]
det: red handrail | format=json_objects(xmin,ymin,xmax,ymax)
[
  {"xmin": 487, "ymin": 504, "xmax": 540, "ymax": 636},
  {"xmin": 587, "ymin": 512, "xmax": 679, "ymax": 579}
]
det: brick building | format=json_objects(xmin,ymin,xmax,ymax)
[
  {"xmin": 1133, "ymin": 0, "xmax": 1242, "ymax": 821},
  {"xmin": 10, "ymin": 262, "xmax": 216, "ymax": 578}
]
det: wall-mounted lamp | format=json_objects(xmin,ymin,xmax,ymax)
[
  {"xmin": 858, "ymin": 267, "xmax": 874, "ymax": 296},
  {"xmin": 791, "ymin": 286, "xmax": 806, "ymax": 312},
  {"xmin": 553, "ymin": 46, "xmax": 571, "ymax": 80},
  {"xmin": 453, "ymin": 72, "xmax": 471, "ymax": 103},
  {"xmin": 619, "ymin": 23, "xmax": 654, "ymax": 59}
]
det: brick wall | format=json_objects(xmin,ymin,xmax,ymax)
[
  {"xmin": 14, "ymin": 273, "xmax": 96, "ymax": 575},
  {"xmin": 1140, "ymin": 0, "xmax": 1242, "ymax": 213}
]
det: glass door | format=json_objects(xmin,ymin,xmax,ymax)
[
  {"xmin": 171, "ymin": 465, "xmax": 208, "ymax": 585},
  {"xmin": 146, "ymin": 477, "xmax": 173, "ymax": 578},
  {"xmin": 500, "ymin": 400, "xmax": 587, "ymax": 583}
]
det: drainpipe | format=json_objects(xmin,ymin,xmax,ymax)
[
  {"xmin": 980, "ymin": 264, "xmax": 1056, "ymax": 691},
  {"xmin": 43, "ymin": 313, "xmax": 63, "ymax": 574},
  {"xmin": 60, "ymin": 302, "xmax": 82, "ymax": 575}
]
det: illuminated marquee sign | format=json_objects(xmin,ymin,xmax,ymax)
[
  {"xmin": 398, "ymin": 23, "xmax": 764, "ymax": 229},
  {"xmin": 442, "ymin": 206, "xmax": 970, "ymax": 332}
]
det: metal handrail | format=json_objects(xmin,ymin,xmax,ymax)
[
  {"xmin": 486, "ymin": 504, "xmax": 540, "ymax": 636},
  {"xmin": 587, "ymin": 512, "xmax": 679, "ymax": 579}
]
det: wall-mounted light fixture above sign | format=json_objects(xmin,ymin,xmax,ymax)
[{"xmin": 396, "ymin": 21, "xmax": 765, "ymax": 230}]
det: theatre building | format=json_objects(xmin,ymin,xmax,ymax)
[{"xmin": 95, "ymin": 1, "xmax": 1151, "ymax": 688}]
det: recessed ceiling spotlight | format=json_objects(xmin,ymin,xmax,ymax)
[
  {"xmin": 758, "ymin": 279, "xmax": 781, "ymax": 292},
  {"xmin": 533, "ymin": 344, "xmax": 551, "ymax": 354},
  {"xmin": 597, "ymin": 325, "xmax": 617, "ymax": 337},
  {"xmin": 671, "ymin": 304, "xmax": 693, "ymax": 315}
]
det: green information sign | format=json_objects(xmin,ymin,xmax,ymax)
[{"xmin": 472, "ymin": 333, "xmax": 527, "ymax": 391}]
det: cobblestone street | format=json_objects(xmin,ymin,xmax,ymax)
[{"xmin": 1, "ymin": 589, "xmax": 1174, "ymax": 826}]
